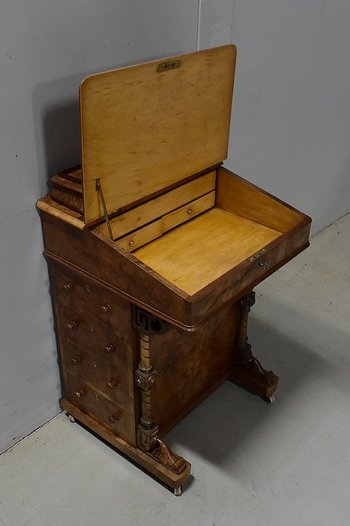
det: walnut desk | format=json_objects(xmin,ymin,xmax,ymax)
[{"xmin": 37, "ymin": 45, "xmax": 311, "ymax": 495}]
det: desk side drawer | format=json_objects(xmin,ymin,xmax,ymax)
[{"xmin": 63, "ymin": 373, "xmax": 135, "ymax": 443}]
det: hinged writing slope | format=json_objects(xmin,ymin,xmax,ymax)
[{"xmin": 80, "ymin": 45, "xmax": 236, "ymax": 225}]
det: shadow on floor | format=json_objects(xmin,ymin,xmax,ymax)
[{"xmin": 165, "ymin": 295, "xmax": 348, "ymax": 474}]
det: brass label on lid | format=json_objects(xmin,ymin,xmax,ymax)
[{"xmin": 157, "ymin": 59, "xmax": 181, "ymax": 73}]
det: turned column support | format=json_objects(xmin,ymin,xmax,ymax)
[
  {"xmin": 133, "ymin": 307, "xmax": 189, "ymax": 479},
  {"xmin": 135, "ymin": 329, "xmax": 160, "ymax": 450},
  {"xmin": 230, "ymin": 291, "xmax": 279, "ymax": 402}
]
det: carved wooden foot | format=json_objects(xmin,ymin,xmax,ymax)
[
  {"xmin": 150, "ymin": 438, "xmax": 188, "ymax": 475},
  {"xmin": 230, "ymin": 291, "xmax": 279, "ymax": 400},
  {"xmin": 230, "ymin": 349, "xmax": 278, "ymax": 400}
]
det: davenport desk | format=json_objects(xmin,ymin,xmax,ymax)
[{"xmin": 37, "ymin": 45, "xmax": 311, "ymax": 495}]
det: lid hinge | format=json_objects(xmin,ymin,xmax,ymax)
[{"xmin": 96, "ymin": 178, "xmax": 113, "ymax": 240}]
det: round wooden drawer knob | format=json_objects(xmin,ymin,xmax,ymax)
[
  {"xmin": 63, "ymin": 281, "xmax": 74, "ymax": 293},
  {"xmin": 107, "ymin": 378, "xmax": 117, "ymax": 389},
  {"xmin": 109, "ymin": 413, "xmax": 120, "ymax": 424},
  {"xmin": 66, "ymin": 321, "xmax": 77, "ymax": 330},
  {"xmin": 71, "ymin": 354, "xmax": 81, "ymax": 366},
  {"xmin": 75, "ymin": 388, "xmax": 85, "ymax": 399},
  {"xmin": 101, "ymin": 303, "xmax": 112, "ymax": 313},
  {"xmin": 105, "ymin": 343, "xmax": 115, "ymax": 353}
]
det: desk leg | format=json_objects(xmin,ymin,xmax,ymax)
[
  {"xmin": 135, "ymin": 322, "xmax": 191, "ymax": 490},
  {"xmin": 230, "ymin": 291, "xmax": 278, "ymax": 402}
]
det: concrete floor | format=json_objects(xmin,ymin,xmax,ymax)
[{"xmin": 1, "ymin": 214, "xmax": 349, "ymax": 526}]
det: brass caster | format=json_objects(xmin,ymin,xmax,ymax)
[
  {"xmin": 173, "ymin": 486, "xmax": 182, "ymax": 497},
  {"xmin": 262, "ymin": 394, "xmax": 276, "ymax": 404},
  {"xmin": 67, "ymin": 414, "xmax": 76, "ymax": 423}
]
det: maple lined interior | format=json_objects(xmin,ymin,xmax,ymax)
[
  {"xmin": 98, "ymin": 167, "xmax": 303, "ymax": 295},
  {"xmin": 134, "ymin": 208, "xmax": 282, "ymax": 295}
]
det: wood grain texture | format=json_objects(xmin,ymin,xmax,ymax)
[
  {"xmin": 49, "ymin": 261, "xmax": 138, "ymax": 445},
  {"xmin": 117, "ymin": 219, "xmax": 164, "ymax": 252},
  {"xmin": 80, "ymin": 45, "xmax": 236, "ymax": 224},
  {"xmin": 96, "ymin": 170, "xmax": 216, "ymax": 240},
  {"xmin": 39, "ymin": 191, "xmax": 311, "ymax": 330},
  {"xmin": 216, "ymin": 167, "xmax": 305, "ymax": 232},
  {"xmin": 150, "ymin": 301, "xmax": 239, "ymax": 434},
  {"xmin": 117, "ymin": 191, "xmax": 215, "ymax": 252},
  {"xmin": 36, "ymin": 197, "xmax": 85, "ymax": 230},
  {"xmin": 134, "ymin": 207, "xmax": 282, "ymax": 295}
]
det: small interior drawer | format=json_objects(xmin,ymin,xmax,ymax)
[
  {"xmin": 117, "ymin": 191, "xmax": 215, "ymax": 252},
  {"xmin": 51, "ymin": 264, "xmax": 132, "ymax": 330},
  {"xmin": 162, "ymin": 192, "xmax": 215, "ymax": 233},
  {"xmin": 96, "ymin": 170, "xmax": 216, "ymax": 240}
]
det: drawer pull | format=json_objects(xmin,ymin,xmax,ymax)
[
  {"xmin": 63, "ymin": 281, "xmax": 74, "ymax": 293},
  {"xmin": 107, "ymin": 378, "xmax": 118, "ymax": 389},
  {"xmin": 186, "ymin": 208, "xmax": 192, "ymax": 216},
  {"xmin": 101, "ymin": 303, "xmax": 112, "ymax": 313},
  {"xmin": 109, "ymin": 413, "xmax": 120, "ymax": 424},
  {"xmin": 75, "ymin": 388, "xmax": 85, "ymax": 399},
  {"xmin": 66, "ymin": 320, "xmax": 77, "ymax": 330},
  {"xmin": 105, "ymin": 343, "xmax": 115, "ymax": 353},
  {"xmin": 71, "ymin": 354, "xmax": 81, "ymax": 366}
]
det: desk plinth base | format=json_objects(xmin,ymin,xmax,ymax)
[{"xmin": 60, "ymin": 398, "xmax": 191, "ymax": 495}]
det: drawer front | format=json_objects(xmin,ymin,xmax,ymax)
[
  {"xmin": 59, "ymin": 341, "xmax": 130, "ymax": 405},
  {"xmin": 162, "ymin": 191, "xmax": 215, "ymax": 233},
  {"xmin": 117, "ymin": 191, "xmax": 216, "ymax": 252},
  {"xmin": 117, "ymin": 219, "xmax": 163, "ymax": 252},
  {"xmin": 64, "ymin": 373, "xmax": 134, "ymax": 443},
  {"xmin": 51, "ymin": 264, "xmax": 132, "ymax": 329},
  {"xmin": 57, "ymin": 304, "xmax": 126, "ymax": 355},
  {"xmin": 96, "ymin": 170, "xmax": 217, "ymax": 240}
]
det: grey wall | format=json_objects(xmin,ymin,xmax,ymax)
[
  {"xmin": 1, "ymin": 1, "xmax": 350, "ymax": 453},
  {"xmin": 225, "ymin": 1, "xmax": 350, "ymax": 235},
  {"xmin": 198, "ymin": 0, "xmax": 350, "ymax": 234}
]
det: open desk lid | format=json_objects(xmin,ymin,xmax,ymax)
[{"xmin": 80, "ymin": 45, "xmax": 236, "ymax": 225}]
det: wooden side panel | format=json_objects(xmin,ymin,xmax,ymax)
[
  {"xmin": 49, "ymin": 261, "xmax": 138, "ymax": 445},
  {"xmin": 39, "ymin": 212, "xmax": 195, "ymax": 330},
  {"xmin": 150, "ymin": 302, "xmax": 239, "ymax": 434},
  {"xmin": 216, "ymin": 168, "xmax": 305, "ymax": 232},
  {"xmin": 80, "ymin": 46, "xmax": 236, "ymax": 224}
]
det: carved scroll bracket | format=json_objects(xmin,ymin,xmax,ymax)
[{"xmin": 230, "ymin": 290, "xmax": 279, "ymax": 401}]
